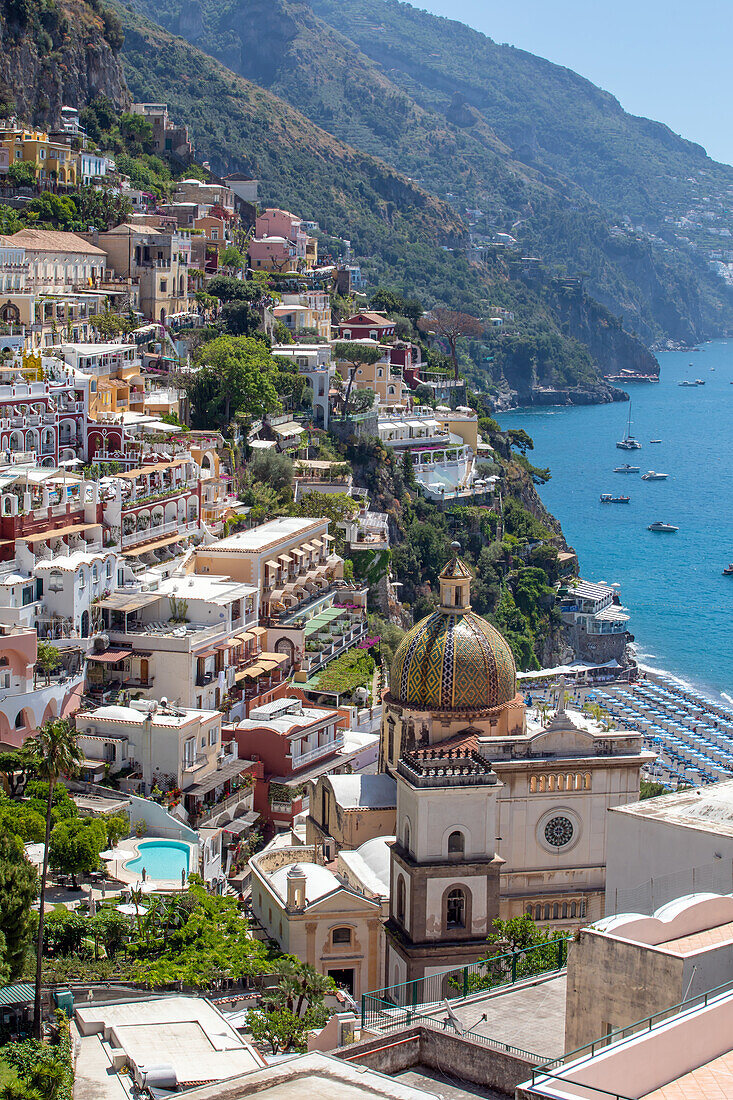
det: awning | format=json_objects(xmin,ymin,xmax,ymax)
[
  {"xmin": 86, "ymin": 648, "xmax": 132, "ymax": 664},
  {"xmin": 271, "ymin": 422, "xmax": 304, "ymax": 437},
  {"xmin": 116, "ymin": 459, "xmax": 188, "ymax": 478},
  {"xmin": 259, "ymin": 651, "xmax": 288, "ymax": 666},
  {"xmin": 301, "ymin": 542, "xmax": 318, "ymax": 553},
  {"xmin": 322, "ymin": 533, "xmax": 335, "ymax": 542},
  {"xmin": 291, "ymin": 548, "xmax": 306, "ymax": 558},
  {"xmin": 20, "ymin": 523, "xmax": 99, "ymax": 543},
  {"xmin": 185, "ymin": 759, "xmax": 246, "ymax": 796},
  {"xmin": 215, "ymin": 641, "xmax": 231, "ymax": 652},
  {"xmin": 250, "ymin": 625, "xmax": 267, "ymax": 638},
  {"xmin": 279, "ymin": 553, "xmax": 293, "ymax": 564},
  {"xmin": 269, "ymin": 588, "xmax": 285, "ymax": 603},
  {"xmin": 98, "ymin": 592, "xmax": 161, "ymax": 613},
  {"xmin": 265, "ymin": 560, "xmax": 280, "ymax": 571},
  {"xmin": 123, "ymin": 531, "xmax": 191, "ymax": 556},
  {"xmin": 223, "ymin": 811, "xmax": 259, "ymax": 835}
]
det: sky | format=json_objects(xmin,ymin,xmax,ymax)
[{"xmin": 417, "ymin": 0, "xmax": 733, "ymax": 166}]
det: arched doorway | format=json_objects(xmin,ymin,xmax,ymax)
[{"xmin": 80, "ymin": 610, "xmax": 89, "ymax": 638}]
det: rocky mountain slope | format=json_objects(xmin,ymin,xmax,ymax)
[
  {"xmin": 0, "ymin": 0, "xmax": 128, "ymax": 125},
  {"xmin": 129, "ymin": 0, "xmax": 733, "ymax": 346}
]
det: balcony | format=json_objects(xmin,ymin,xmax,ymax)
[
  {"xmin": 291, "ymin": 736, "xmax": 345, "ymax": 769},
  {"xmin": 196, "ymin": 669, "xmax": 216, "ymax": 687},
  {"xmin": 121, "ymin": 518, "xmax": 198, "ymax": 548}
]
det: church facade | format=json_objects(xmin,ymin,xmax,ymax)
[{"xmin": 381, "ymin": 550, "xmax": 652, "ymax": 984}]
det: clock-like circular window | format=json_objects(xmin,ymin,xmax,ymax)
[{"xmin": 544, "ymin": 816, "xmax": 574, "ymax": 848}]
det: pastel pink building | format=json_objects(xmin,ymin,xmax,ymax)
[
  {"xmin": 255, "ymin": 209, "xmax": 307, "ymax": 259},
  {"xmin": 248, "ymin": 235, "xmax": 297, "ymax": 273},
  {"xmin": 0, "ymin": 628, "xmax": 83, "ymax": 748}
]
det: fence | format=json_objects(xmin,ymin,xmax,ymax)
[
  {"xmin": 609, "ymin": 857, "xmax": 733, "ymax": 917},
  {"xmin": 527, "ymin": 975, "xmax": 733, "ymax": 1100},
  {"xmin": 361, "ymin": 938, "xmax": 569, "ymax": 1031}
]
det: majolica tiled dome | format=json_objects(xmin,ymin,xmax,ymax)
[{"xmin": 390, "ymin": 556, "xmax": 517, "ymax": 713}]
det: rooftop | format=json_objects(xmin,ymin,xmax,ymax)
[
  {"xmin": 74, "ymin": 996, "xmax": 263, "ymax": 1096},
  {"xmin": 208, "ymin": 517, "xmax": 326, "ymax": 554},
  {"xmin": 610, "ymin": 778, "xmax": 733, "ymax": 838},
  {"xmin": 327, "ymin": 773, "xmax": 396, "ymax": 810}
]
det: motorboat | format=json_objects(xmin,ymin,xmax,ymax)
[
  {"xmin": 648, "ymin": 521, "xmax": 679, "ymax": 532},
  {"xmin": 650, "ymin": 439, "xmax": 662, "ymax": 444},
  {"xmin": 694, "ymin": 379, "xmax": 705, "ymax": 385},
  {"xmin": 641, "ymin": 471, "xmax": 669, "ymax": 481},
  {"xmin": 616, "ymin": 403, "xmax": 642, "ymax": 449},
  {"xmin": 678, "ymin": 380, "xmax": 697, "ymax": 387},
  {"xmin": 614, "ymin": 464, "xmax": 640, "ymax": 473},
  {"xmin": 600, "ymin": 494, "xmax": 630, "ymax": 503},
  {"xmin": 724, "ymin": 564, "xmax": 733, "ymax": 576}
]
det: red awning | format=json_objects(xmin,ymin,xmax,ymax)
[{"xmin": 86, "ymin": 649, "xmax": 133, "ymax": 664}]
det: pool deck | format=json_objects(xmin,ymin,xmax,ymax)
[{"xmin": 104, "ymin": 836, "xmax": 197, "ymax": 892}]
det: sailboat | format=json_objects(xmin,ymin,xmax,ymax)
[{"xmin": 616, "ymin": 403, "xmax": 642, "ymax": 450}]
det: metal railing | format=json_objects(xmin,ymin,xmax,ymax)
[
  {"xmin": 362, "ymin": 938, "xmax": 569, "ymax": 1031},
  {"xmin": 527, "ymin": 975, "xmax": 733, "ymax": 1100}
]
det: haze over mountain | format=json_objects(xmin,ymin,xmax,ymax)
[{"xmin": 127, "ymin": 0, "xmax": 733, "ymax": 346}]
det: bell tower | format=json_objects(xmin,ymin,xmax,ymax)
[{"xmin": 385, "ymin": 746, "xmax": 504, "ymax": 987}]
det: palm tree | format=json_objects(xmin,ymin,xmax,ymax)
[{"xmin": 24, "ymin": 719, "xmax": 82, "ymax": 1039}]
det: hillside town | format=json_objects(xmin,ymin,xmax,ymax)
[{"xmin": 1, "ymin": 101, "xmax": 733, "ymax": 1100}]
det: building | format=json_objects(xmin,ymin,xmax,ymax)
[
  {"xmin": 521, "ymin": 979, "xmax": 733, "ymax": 1100},
  {"xmin": 335, "ymin": 340, "xmax": 408, "ymax": 408},
  {"xmin": 255, "ymin": 209, "xmax": 310, "ymax": 263},
  {"xmin": 249, "ymin": 844, "xmax": 383, "ymax": 998},
  {"xmin": 74, "ymin": 997, "xmax": 263, "ymax": 1094},
  {"xmin": 173, "ymin": 178, "xmax": 234, "ymax": 213},
  {"xmin": 605, "ymin": 780, "xmax": 733, "ymax": 917},
  {"xmin": 0, "ymin": 365, "xmax": 89, "ymax": 465},
  {"xmin": 9, "ymin": 229, "xmax": 107, "ymax": 293},
  {"xmin": 85, "ymin": 223, "xmax": 191, "ymax": 324},
  {"xmin": 380, "ymin": 550, "xmax": 651, "ymax": 984},
  {"xmin": 270, "ymin": 343, "xmax": 333, "ymax": 427},
  {"xmin": 232, "ymin": 696, "xmax": 347, "ymax": 828},
  {"xmin": 0, "ymin": 626, "xmax": 83, "ymax": 748},
  {"xmin": 222, "ymin": 173, "xmax": 259, "ymax": 205},
  {"xmin": 73, "ymin": 700, "xmax": 248, "ymax": 820},
  {"xmin": 560, "ymin": 580, "xmax": 631, "ymax": 666},
  {"xmin": 248, "ymin": 235, "xmax": 297, "ymax": 273},
  {"xmin": 273, "ymin": 290, "xmax": 331, "ymax": 341},
  {"xmin": 129, "ymin": 103, "xmax": 192, "ymax": 159},
  {"xmin": 565, "ymin": 892, "xmax": 733, "ymax": 1053},
  {"xmin": 0, "ymin": 125, "xmax": 79, "ymax": 186},
  {"xmin": 306, "ymin": 773, "xmax": 397, "ymax": 853},
  {"xmin": 338, "ymin": 312, "xmax": 396, "ymax": 342},
  {"xmin": 94, "ymin": 573, "xmax": 259, "ymax": 712},
  {"xmin": 189, "ymin": 516, "xmax": 367, "ymax": 670}
]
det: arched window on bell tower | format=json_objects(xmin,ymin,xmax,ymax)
[
  {"xmin": 396, "ymin": 874, "xmax": 406, "ymax": 925},
  {"xmin": 446, "ymin": 888, "xmax": 466, "ymax": 929},
  {"xmin": 448, "ymin": 830, "xmax": 465, "ymax": 857}
]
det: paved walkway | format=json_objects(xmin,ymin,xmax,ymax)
[{"xmin": 423, "ymin": 975, "xmax": 567, "ymax": 1061}]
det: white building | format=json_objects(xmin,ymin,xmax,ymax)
[{"xmin": 271, "ymin": 342, "xmax": 334, "ymax": 427}]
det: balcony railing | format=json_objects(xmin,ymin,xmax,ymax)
[
  {"xmin": 121, "ymin": 518, "xmax": 198, "ymax": 548},
  {"xmin": 291, "ymin": 736, "xmax": 345, "ymax": 769}
]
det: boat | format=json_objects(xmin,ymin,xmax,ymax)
[
  {"xmin": 650, "ymin": 439, "xmax": 662, "ymax": 444},
  {"xmin": 641, "ymin": 471, "xmax": 669, "ymax": 481},
  {"xmin": 616, "ymin": 404, "xmax": 642, "ymax": 449},
  {"xmin": 600, "ymin": 494, "xmax": 630, "ymax": 503},
  {"xmin": 694, "ymin": 379, "xmax": 705, "ymax": 385},
  {"xmin": 723, "ymin": 564, "xmax": 733, "ymax": 576},
  {"xmin": 614, "ymin": 464, "xmax": 640, "ymax": 473},
  {"xmin": 648, "ymin": 521, "xmax": 679, "ymax": 532},
  {"xmin": 678, "ymin": 380, "xmax": 697, "ymax": 387}
]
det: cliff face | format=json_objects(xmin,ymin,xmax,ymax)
[
  {"xmin": 549, "ymin": 286, "xmax": 660, "ymax": 380},
  {"xmin": 0, "ymin": 0, "xmax": 129, "ymax": 127}
]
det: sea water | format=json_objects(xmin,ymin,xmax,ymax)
[{"xmin": 499, "ymin": 340, "xmax": 733, "ymax": 699}]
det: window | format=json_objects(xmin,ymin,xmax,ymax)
[
  {"xmin": 160, "ymin": 279, "xmax": 167, "ymax": 293},
  {"xmin": 14, "ymin": 711, "xmax": 24, "ymax": 729},
  {"xmin": 544, "ymin": 816, "xmax": 575, "ymax": 848},
  {"xmin": 209, "ymin": 726, "xmax": 217, "ymax": 746},
  {"xmin": 403, "ymin": 819, "xmax": 411, "ymax": 852},
  {"xmin": 447, "ymin": 831, "xmax": 465, "ymax": 856},
  {"xmin": 396, "ymin": 874, "xmax": 405, "ymax": 923},
  {"xmin": 332, "ymin": 927, "xmax": 351, "ymax": 945},
  {"xmin": 446, "ymin": 889, "xmax": 465, "ymax": 929}
]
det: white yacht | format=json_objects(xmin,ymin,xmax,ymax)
[
  {"xmin": 614, "ymin": 464, "xmax": 640, "ymax": 473},
  {"xmin": 616, "ymin": 404, "xmax": 642, "ymax": 449},
  {"xmin": 648, "ymin": 521, "xmax": 679, "ymax": 532},
  {"xmin": 641, "ymin": 471, "xmax": 669, "ymax": 481}
]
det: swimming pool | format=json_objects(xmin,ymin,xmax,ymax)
[{"xmin": 125, "ymin": 839, "xmax": 191, "ymax": 881}]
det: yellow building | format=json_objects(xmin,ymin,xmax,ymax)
[{"xmin": 0, "ymin": 127, "xmax": 79, "ymax": 186}]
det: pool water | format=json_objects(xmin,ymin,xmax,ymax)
[{"xmin": 125, "ymin": 839, "xmax": 190, "ymax": 880}]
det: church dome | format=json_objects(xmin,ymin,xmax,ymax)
[{"xmin": 389, "ymin": 554, "xmax": 517, "ymax": 713}]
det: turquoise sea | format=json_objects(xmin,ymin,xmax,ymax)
[{"xmin": 499, "ymin": 340, "xmax": 733, "ymax": 701}]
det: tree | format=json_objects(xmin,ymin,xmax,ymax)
[
  {"xmin": 220, "ymin": 299, "xmax": 262, "ymax": 337},
  {"xmin": 185, "ymin": 336, "xmax": 281, "ymax": 428},
  {"xmin": 418, "ymin": 308, "xmax": 484, "ymax": 380},
  {"xmin": 248, "ymin": 449, "xmax": 294, "ymax": 496},
  {"xmin": 0, "ymin": 838, "xmax": 37, "ymax": 981},
  {"xmin": 222, "ymin": 245, "xmax": 245, "ymax": 269},
  {"xmin": 0, "ymin": 747, "xmax": 36, "ymax": 797},
  {"xmin": 333, "ymin": 342, "xmax": 383, "ymax": 415},
  {"xmin": 247, "ymin": 1006, "xmax": 306, "ymax": 1054},
  {"xmin": 349, "ymin": 387, "xmax": 375, "ymax": 413},
  {"xmin": 35, "ymin": 641, "xmax": 60, "ymax": 686},
  {"xmin": 23, "ymin": 720, "xmax": 82, "ymax": 1038},
  {"xmin": 7, "ymin": 161, "xmax": 36, "ymax": 187},
  {"xmin": 49, "ymin": 818, "xmax": 105, "ymax": 887}
]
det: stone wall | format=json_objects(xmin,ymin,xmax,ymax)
[{"xmin": 334, "ymin": 1024, "xmax": 535, "ymax": 1096}]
